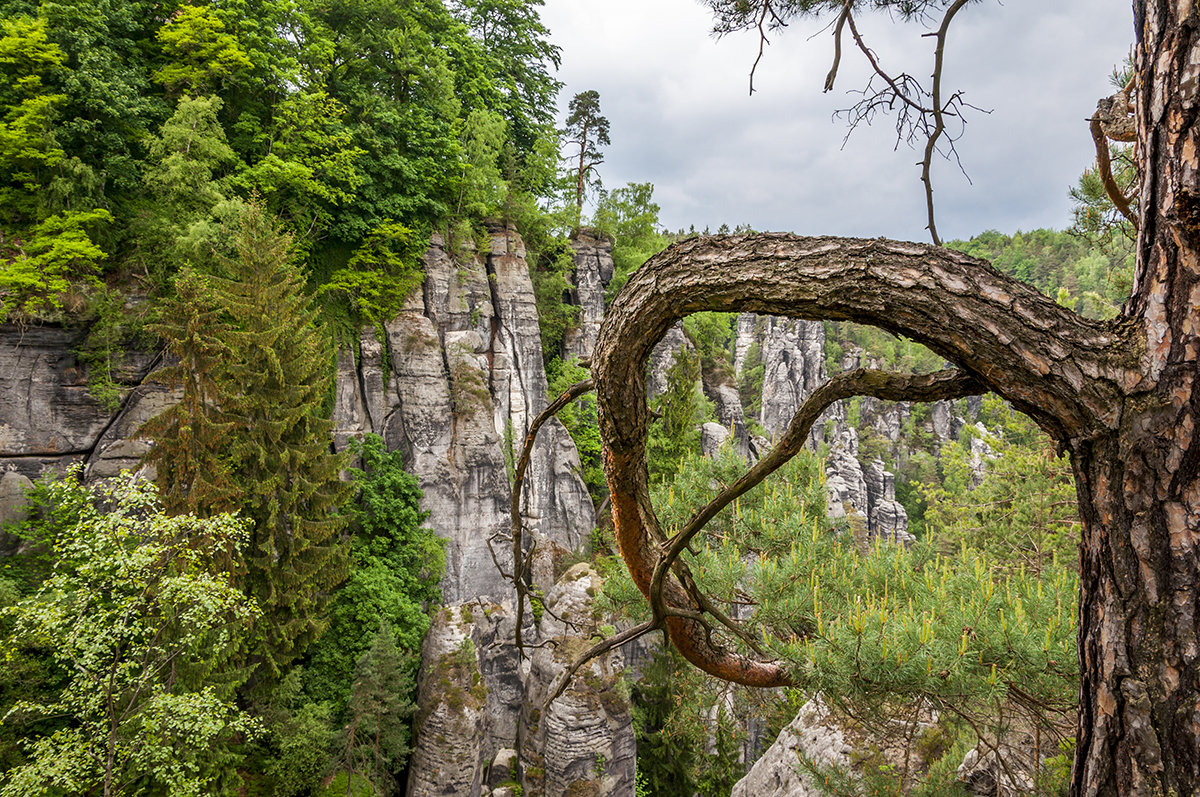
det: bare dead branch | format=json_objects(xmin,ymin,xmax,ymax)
[
  {"xmin": 834, "ymin": 0, "xmax": 973, "ymax": 245},
  {"xmin": 543, "ymin": 620, "xmax": 658, "ymax": 711},
  {"xmin": 510, "ymin": 378, "xmax": 595, "ymax": 655},
  {"xmin": 845, "ymin": 13, "xmax": 932, "ymax": 117},
  {"xmin": 749, "ymin": 0, "xmax": 774, "ymax": 95},
  {"xmin": 1089, "ymin": 113, "xmax": 1138, "ymax": 229},
  {"xmin": 918, "ymin": 0, "xmax": 969, "ymax": 246}
]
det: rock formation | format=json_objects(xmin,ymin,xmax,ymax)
[
  {"xmin": 518, "ymin": 563, "xmax": 636, "ymax": 797},
  {"xmin": 645, "ymin": 321, "xmax": 691, "ymax": 400},
  {"xmin": 0, "ymin": 324, "xmax": 168, "ymax": 481},
  {"xmin": 757, "ymin": 316, "xmax": 827, "ymax": 441},
  {"xmin": 330, "ymin": 228, "xmax": 595, "ymax": 602},
  {"xmin": 824, "ymin": 426, "xmax": 870, "ymax": 521},
  {"xmin": 564, "ymin": 229, "xmax": 614, "ymax": 362},
  {"xmin": 865, "ymin": 458, "xmax": 914, "ymax": 544},
  {"xmin": 731, "ymin": 697, "xmax": 851, "ymax": 797},
  {"xmin": 406, "ymin": 604, "xmax": 499, "ymax": 797},
  {"xmin": 408, "ymin": 564, "xmax": 637, "ymax": 797}
]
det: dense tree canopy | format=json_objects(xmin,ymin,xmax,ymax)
[{"xmin": 0, "ymin": 0, "xmax": 566, "ymax": 324}]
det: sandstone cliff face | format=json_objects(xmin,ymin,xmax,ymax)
[
  {"xmin": 564, "ymin": 229, "xmax": 614, "ymax": 362},
  {"xmin": 731, "ymin": 697, "xmax": 851, "ymax": 797},
  {"xmin": 0, "ymin": 324, "xmax": 166, "ymax": 481},
  {"xmin": 0, "ymin": 229, "xmax": 627, "ymax": 797},
  {"xmin": 756, "ymin": 316, "xmax": 827, "ymax": 441},
  {"xmin": 329, "ymin": 228, "xmax": 595, "ymax": 602},
  {"xmin": 0, "ymin": 226, "xmax": 596, "ymax": 606},
  {"xmin": 518, "ymin": 563, "xmax": 636, "ymax": 797},
  {"xmin": 393, "ymin": 232, "xmax": 630, "ymax": 797}
]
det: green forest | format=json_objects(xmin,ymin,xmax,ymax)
[{"xmin": 0, "ymin": 0, "xmax": 1147, "ymax": 795}]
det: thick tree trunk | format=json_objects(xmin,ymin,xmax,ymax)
[
  {"xmin": 1072, "ymin": 435, "xmax": 1200, "ymax": 796},
  {"xmin": 1069, "ymin": 3, "xmax": 1200, "ymax": 795}
]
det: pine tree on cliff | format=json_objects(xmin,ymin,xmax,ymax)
[{"xmin": 145, "ymin": 200, "xmax": 350, "ymax": 679}]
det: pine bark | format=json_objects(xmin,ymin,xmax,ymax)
[
  {"xmin": 592, "ymin": 2, "xmax": 1200, "ymax": 792},
  {"xmin": 1069, "ymin": 3, "xmax": 1200, "ymax": 794}
]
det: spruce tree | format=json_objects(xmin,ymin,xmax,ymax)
[
  {"xmin": 646, "ymin": 347, "xmax": 708, "ymax": 483},
  {"xmin": 145, "ymin": 200, "xmax": 351, "ymax": 679},
  {"xmin": 142, "ymin": 268, "xmax": 240, "ymax": 524},
  {"xmin": 337, "ymin": 624, "xmax": 415, "ymax": 795}
]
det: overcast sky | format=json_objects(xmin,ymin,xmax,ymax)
[{"xmin": 539, "ymin": 0, "xmax": 1135, "ymax": 242}]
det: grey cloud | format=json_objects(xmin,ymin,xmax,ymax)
[{"xmin": 542, "ymin": 0, "xmax": 1132, "ymax": 241}]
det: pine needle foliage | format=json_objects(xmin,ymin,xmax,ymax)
[
  {"xmin": 601, "ymin": 444, "xmax": 1078, "ymax": 793},
  {"xmin": 144, "ymin": 201, "xmax": 351, "ymax": 679}
]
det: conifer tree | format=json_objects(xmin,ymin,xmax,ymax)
[
  {"xmin": 142, "ymin": 268, "xmax": 240, "ymax": 527},
  {"xmin": 144, "ymin": 200, "xmax": 351, "ymax": 679},
  {"xmin": 564, "ymin": 90, "xmax": 609, "ymax": 213},
  {"xmin": 646, "ymin": 347, "xmax": 708, "ymax": 482},
  {"xmin": 336, "ymin": 624, "xmax": 415, "ymax": 796}
]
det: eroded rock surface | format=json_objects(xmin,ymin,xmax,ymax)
[
  {"xmin": 564, "ymin": 228, "xmax": 614, "ymax": 361},
  {"xmin": 865, "ymin": 458, "xmax": 913, "ymax": 544},
  {"xmin": 731, "ymin": 697, "xmax": 851, "ymax": 797},
  {"xmin": 330, "ymin": 228, "xmax": 595, "ymax": 602},
  {"xmin": 519, "ymin": 563, "xmax": 636, "ymax": 797},
  {"xmin": 757, "ymin": 317, "xmax": 827, "ymax": 440},
  {"xmin": 409, "ymin": 564, "xmax": 636, "ymax": 797},
  {"xmin": 407, "ymin": 604, "xmax": 498, "ymax": 797},
  {"xmin": 0, "ymin": 325, "xmax": 163, "ymax": 482},
  {"xmin": 646, "ymin": 322, "xmax": 691, "ymax": 400}
]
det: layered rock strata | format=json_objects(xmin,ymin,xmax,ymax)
[{"xmin": 0, "ymin": 324, "xmax": 168, "ymax": 481}]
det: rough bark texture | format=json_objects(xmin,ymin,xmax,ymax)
[
  {"xmin": 588, "ymin": 188, "xmax": 1196, "ymax": 795},
  {"xmin": 1065, "ymin": 3, "xmax": 1200, "ymax": 795}
]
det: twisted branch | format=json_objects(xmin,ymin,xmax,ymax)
[
  {"xmin": 1089, "ymin": 88, "xmax": 1138, "ymax": 230},
  {"xmin": 594, "ymin": 232, "xmax": 1128, "ymax": 688},
  {"xmin": 639, "ymin": 367, "xmax": 982, "ymax": 687}
]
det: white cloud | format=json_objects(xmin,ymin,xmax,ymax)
[{"xmin": 541, "ymin": 0, "xmax": 1133, "ymax": 241}]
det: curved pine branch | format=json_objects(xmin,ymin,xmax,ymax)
[{"xmin": 593, "ymin": 233, "xmax": 1133, "ymax": 687}]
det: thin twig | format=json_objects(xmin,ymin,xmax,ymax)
[
  {"xmin": 510, "ymin": 378, "xmax": 595, "ymax": 655},
  {"xmin": 919, "ymin": 0, "xmax": 969, "ymax": 246},
  {"xmin": 749, "ymin": 0, "xmax": 774, "ymax": 95},
  {"xmin": 543, "ymin": 620, "xmax": 658, "ymax": 710}
]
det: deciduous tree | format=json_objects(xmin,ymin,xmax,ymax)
[{"xmin": 0, "ymin": 472, "xmax": 259, "ymax": 797}]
